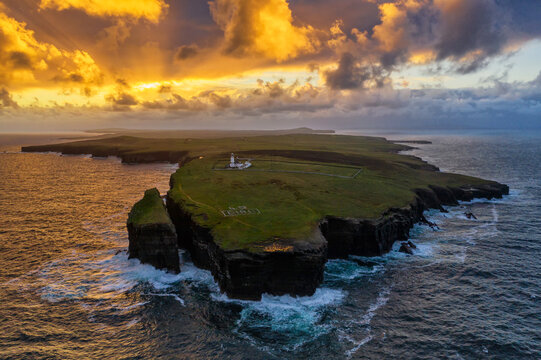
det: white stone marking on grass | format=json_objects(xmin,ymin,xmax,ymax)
[{"xmin": 221, "ymin": 206, "xmax": 261, "ymax": 217}]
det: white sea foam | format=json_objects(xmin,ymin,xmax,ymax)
[
  {"xmin": 325, "ymin": 259, "xmax": 384, "ymax": 281},
  {"xmin": 212, "ymin": 287, "xmax": 345, "ymax": 309},
  {"xmin": 25, "ymin": 151, "xmax": 63, "ymax": 156},
  {"xmin": 61, "ymin": 153, "xmax": 92, "ymax": 158},
  {"xmin": 340, "ymin": 286, "xmax": 392, "ymax": 358},
  {"xmin": 35, "ymin": 251, "xmax": 185, "ymax": 303},
  {"xmin": 147, "ymin": 293, "xmax": 185, "ymax": 306},
  {"xmin": 213, "ymin": 287, "xmax": 346, "ymax": 351}
]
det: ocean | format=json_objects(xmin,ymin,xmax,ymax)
[{"xmin": 0, "ymin": 131, "xmax": 539, "ymax": 359}]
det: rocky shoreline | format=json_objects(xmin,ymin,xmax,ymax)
[{"xmin": 132, "ymin": 176, "xmax": 508, "ymax": 300}]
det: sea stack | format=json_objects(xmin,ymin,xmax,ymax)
[{"xmin": 127, "ymin": 188, "xmax": 180, "ymax": 273}]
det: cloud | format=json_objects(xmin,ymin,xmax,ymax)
[
  {"xmin": 39, "ymin": 0, "xmax": 168, "ymax": 22},
  {"xmin": 206, "ymin": 92, "xmax": 232, "ymax": 108},
  {"xmin": 175, "ymin": 45, "xmax": 198, "ymax": 60},
  {"xmin": 51, "ymin": 50, "xmax": 103, "ymax": 84},
  {"xmin": 104, "ymin": 78, "xmax": 140, "ymax": 109},
  {"xmin": 0, "ymin": 8, "xmax": 103, "ymax": 88},
  {"xmin": 0, "ymin": 88, "xmax": 18, "ymax": 108},
  {"xmin": 324, "ymin": 52, "xmax": 389, "ymax": 90},
  {"xmin": 371, "ymin": 2, "xmax": 412, "ymax": 67},
  {"xmin": 142, "ymin": 94, "xmax": 207, "ymax": 111},
  {"xmin": 209, "ymin": 0, "xmax": 319, "ymax": 61},
  {"xmin": 318, "ymin": 0, "xmax": 527, "ymax": 76},
  {"xmin": 434, "ymin": 0, "xmax": 504, "ymax": 73}
]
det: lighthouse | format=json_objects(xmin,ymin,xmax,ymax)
[{"xmin": 228, "ymin": 153, "xmax": 252, "ymax": 169}]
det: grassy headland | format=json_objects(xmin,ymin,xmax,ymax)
[
  {"xmin": 128, "ymin": 188, "xmax": 171, "ymax": 225},
  {"xmin": 25, "ymin": 134, "xmax": 500, "ymax": 252}
]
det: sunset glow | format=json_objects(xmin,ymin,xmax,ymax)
[{"xmin": 1, "ymin": 0, "xmax": 541, "ymax": 130}]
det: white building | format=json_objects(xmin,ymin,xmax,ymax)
[{"xmin": 229, "ymin": 153, "xmax": 252, "ymax": 169}]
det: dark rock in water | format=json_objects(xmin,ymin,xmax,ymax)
[
  {"xmin": 128, "ymin": 188, "xmax": 180, "ymax": 273},
  {"xmin": 465, "ymin": 211, "xmax": 477, "ymax": 220},
  {"xmin": 419, "ymin": 214, "xmax": 439, "ymax": 230},
  {"xmin": 399, "ymin": 242, "xmax": 414, "ymax": 255},
  {"xmin": 407, "ymin": 241, "xmax": 417, "ymax": 249}
]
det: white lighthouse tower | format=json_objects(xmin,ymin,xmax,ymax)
[{"xmin": 228, "ymin": 153, "xmax": 252, "ymax": 169}]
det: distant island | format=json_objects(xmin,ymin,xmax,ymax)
[
  {"xmin": 85, "ymin": 127, "xmax": 335, "ymax": 139},
  {"xmin": 23, "ymin": 132, "xmax": 508, "ymax": 300}
]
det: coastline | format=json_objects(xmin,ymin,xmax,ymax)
[{"xmin": 21, "ymin": 134, "xmax": 509, "ymax": 300}]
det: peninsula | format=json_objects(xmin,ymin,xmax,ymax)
[{"xmin": 22, "ymin": 133, "xmax": 509, "ymax": 300}]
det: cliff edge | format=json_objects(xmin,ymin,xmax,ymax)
[{"xmin": 127, "ymin": 188, "xmax": 180, "ymax": 273}]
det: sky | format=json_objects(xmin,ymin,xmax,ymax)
[{"xmin": 1, "ymin": 0, "xmax": 541, "ymax": 131}]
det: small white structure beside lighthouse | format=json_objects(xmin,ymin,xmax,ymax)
[{"xmin": 228, "ymin": 153, "xmax": 252, "ymax": 170}]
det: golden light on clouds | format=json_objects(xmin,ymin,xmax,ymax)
[
  {"xmin": 409, "ymin": 50, "xmax": 436, "ymax": 65},
  {"xmin": 39, "ymin": 0, "xmax": 168, "ymax": 22},
  {"xmin": 209, "ymin": 0, "xmax": 318, "ymax": 62},
  {"xmin": 0, "ymin": 8, "xmax": 102, "ymax": 89},
  {"xmin": 372, "ymin": 2, "xmax": 408, "ymax": 53},
  {"xmin": 0, "ymin": 0, "xmax": 538, "ymax": 128}
]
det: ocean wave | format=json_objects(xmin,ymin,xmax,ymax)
[
  {"xmin": 35, "ymin": 251, "xmax": 184, "ymax": 303},
  {"xmin": 325, "ymin": 259, "xmax": 384, "ymax": 281},
  {"xmin": 213, "ymin": 287, "xmax": 346, "ymax": 352},
  {"xmin": 340, "ymin": 286, "xmax": 392, "ymax": 358}
]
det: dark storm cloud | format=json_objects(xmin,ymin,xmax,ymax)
[
  {"xmin": 315, "ymin": 0, "xmax": 541, "ymax": 79},
  {"xmin": 175, "ymin": 45, "xmax": 198, "ymax": 60},
  {"xmin": 435, "ymin": 0, "xmax": 505, "ymax": 73},
  {"xmin": 324, "ymin": 53, "xmax": 389, "ymax": 90}
]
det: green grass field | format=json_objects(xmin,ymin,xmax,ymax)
[
  {"xmin": 212, "ymin": 157, "xmax": 361, "ymax": 178},
  {"xmin": 25, "ymin": 133, "xmax": 497, "ymax": 252},
  {"xmin": 128, "ymin": 188, "xmax": 171, "ymax": 225}
]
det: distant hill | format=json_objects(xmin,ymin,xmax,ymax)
[{"xmin": 86, "ymin": 127, "xmax": 335, "ymax": 139}]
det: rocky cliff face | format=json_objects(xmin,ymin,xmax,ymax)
[
  {"xmin": 128, "ymin": 222, "xmax": 180, "ymax": 273},
  {"xmin": 21, "ymin": 144, "xmax": 191, "ymax": 165},
  {"xmin": 127, "ymin": 188, "xmax": 180, "ymax": 273},
  {"xmin": 166, "ymin": 194, "xmax": 327, "ymax": 300},
  {"xmin": 321, "ymin": 183, "xmax": 509, "ymax": 259},
  {"xmin": 165, "ymin": 182, "xmax": 508, "ymax": 299}
]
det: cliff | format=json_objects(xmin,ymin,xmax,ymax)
[
  {"xmin": 166, "ymin": 189, "xmax": 327, "ymax": 300},
  {"xmin": 127, "ymin": 188, "xmax": 180, "ymax": 273},
  {"xmin": 321, "ymin": 183, "xmax": 509, "ymax": 259},
  {"xmin": 165, "ymin": 175, "xmax": 508, "ymax": 300}
]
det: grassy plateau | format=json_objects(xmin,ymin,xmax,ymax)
[
  {"xmin": 25, "ymin": 133, "xmax": 498, "ymax": 252},
  {"xmin": 128, "ymin": 188, "xmax": 171, "ymax": 226}
]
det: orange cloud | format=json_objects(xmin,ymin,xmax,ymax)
[
  {"xmin": 0, "ymin": 7, "xmax": 102, "ymax": 88},
  {"xmin": 39, "ymin": 0, "xmax": 168, "ymax": 22},
  {"xmin": 209, "ymin": 0, "xmax": 319, "ymax": 62},
  {"xmin": 372, "ymin": 2, "xmax": 409, "ymax": 53}
]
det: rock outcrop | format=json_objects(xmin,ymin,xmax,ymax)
[
  {"xmin": 127, "ymin": 188, "xmax": 180, "ymax": 273},
  {"xmin": 399, "ymin": 242, "xmax": 414, "ymax": 255}
]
